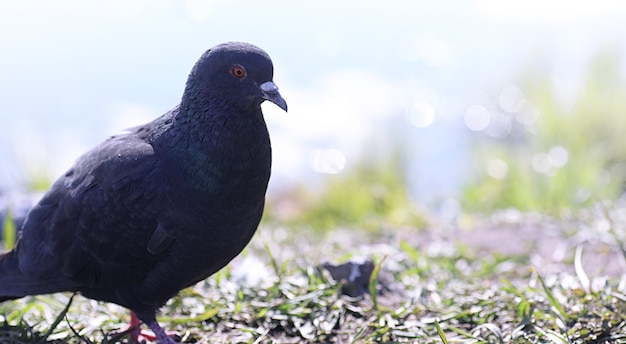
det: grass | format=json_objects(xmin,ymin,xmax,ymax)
[{"xmin": 2, "ymin": 200, "xmax": 626, "ymax": 343}]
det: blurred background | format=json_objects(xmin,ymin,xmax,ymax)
[{"xmin": 1, "ymin": 0, "xmax": 625, "ymax": 227}]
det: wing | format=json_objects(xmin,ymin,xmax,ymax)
[{"xmin": 16, "ymin": 128, "xmax": 175, "ymax": 288}]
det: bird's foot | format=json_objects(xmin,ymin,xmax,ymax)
[
  {"xmin": 111, "ymin": 311, "xmax": 178, "ymax": 344},
  {"xmin": 144, "ymin": 317, "xmax": 179, "ymax": 344}
]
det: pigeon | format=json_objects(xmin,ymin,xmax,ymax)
[{"xmin": 0, "ymin": 41, "xmax": 287, "ymax": 343}]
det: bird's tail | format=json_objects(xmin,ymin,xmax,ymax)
[{"xmin": 0, "ymin": 250, "xmax": 78, "ymax": 302}]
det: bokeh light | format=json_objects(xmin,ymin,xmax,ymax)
[
  {"xmin": 308, "ymin": 149, "xmax": 346, "ymax": 175},
  {"xmin": 514, "ymin": 104, "xmax": 540, "ymax": 130},
  {"xmin": 498, "ymin": 86, "xmax": 526, "ymax": 113},
  {"xmin": 548, "ymin": 146, "xmax": 569, "ymax": 168},
  {"xmin": 484, "ymin": 112, "xmax": 512, "ymax": 138},
  {"xmin": 464, "ymin": 105, "xmax": 490, "ymax": 131},
  {"xmin": 532, "ymin": 152, "xmax": 552, "ymax": 174},
  {"xmin": 405, "ymin": 101, "xmax": 435, "ymax": 128},
  {"xmin": 532, "ymin": 146, "xmax": 569, "ymax": 175},
  {"xmin": 487, "ymin": 159, "xmax": 509, "ymax": 180}
]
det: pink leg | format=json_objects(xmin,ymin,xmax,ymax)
[{"xmin": 114, "ymin": 311, "xmax": 177, "ymax": 343}]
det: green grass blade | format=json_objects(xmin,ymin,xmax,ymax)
[
  {"xmin": 2, "ymin": 209, "xmax": 16, "ymax": 251},
  {"xmin": 535, "ymin": 270, "xmax": 568, "ymax": 323},
  {"xmin": 262, "ymin": 240, "xmax": 282, "ymax": 277},
  {"xmin": 434, "ymin": 318, "xmax": 449, "ymax": 344},
  {"xmin": 166, "ymin": 308, "xmax": 219, "ymax": 324},
  {"xmin": 369, "ymin": 255, "xmax": 386, "ymax": 317}
]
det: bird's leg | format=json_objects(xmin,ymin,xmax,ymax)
[
  {"xmin": 127, "ymin": 311, "xmax": 143, "ymax": 341},
  {"xmin": 111, "ymin": 311, "xmax": 176, "ymax": 343},
  {"xmin": 111, "ymin": 311, "xmax": 153, "ymax": 343},
  {"xmin": 133, "ymin": 311, "xmax": 179, "ymax": 344},
  {"xmin": 144, "ymin": 317, "xmax": 178, "ymax": 344}
]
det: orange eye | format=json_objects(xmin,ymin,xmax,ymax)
[{"xmin": 231, "ymin": 65, "xmax": 246, "ymax": 78}]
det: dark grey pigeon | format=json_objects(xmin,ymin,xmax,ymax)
[{"xmin": 0, "ymin": 42, "xmax": 287, "ymax": 343}]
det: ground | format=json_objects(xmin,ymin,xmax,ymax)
[{"xmin": 1, "ymin": 202, "xmax": 626, "ymax": 343}]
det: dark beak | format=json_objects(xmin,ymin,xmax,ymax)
[{"xmin": 260, "ymin": 81, "xmax": 288, "ymax": 112}]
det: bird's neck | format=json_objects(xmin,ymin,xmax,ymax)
[{"xmin": 154, "ymin": 101, "xmax": 272, "ymax": 199}]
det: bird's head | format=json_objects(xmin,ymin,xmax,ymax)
[{"xmin": 185, "ymin": 42, "xmax": 287, "ymax": 114}]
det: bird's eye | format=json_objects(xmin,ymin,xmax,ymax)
[{"xmin": 231, "ymin": 65, "xmax": 246, "ymax": 78}]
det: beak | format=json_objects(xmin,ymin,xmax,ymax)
[{"xmin": 260, "ymin": 81, "xmax": 288, "ymax": 112}]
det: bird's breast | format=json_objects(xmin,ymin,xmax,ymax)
[{"xmin": 163, "ymin": 140, "xmax": 271, "ymax": 224}]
